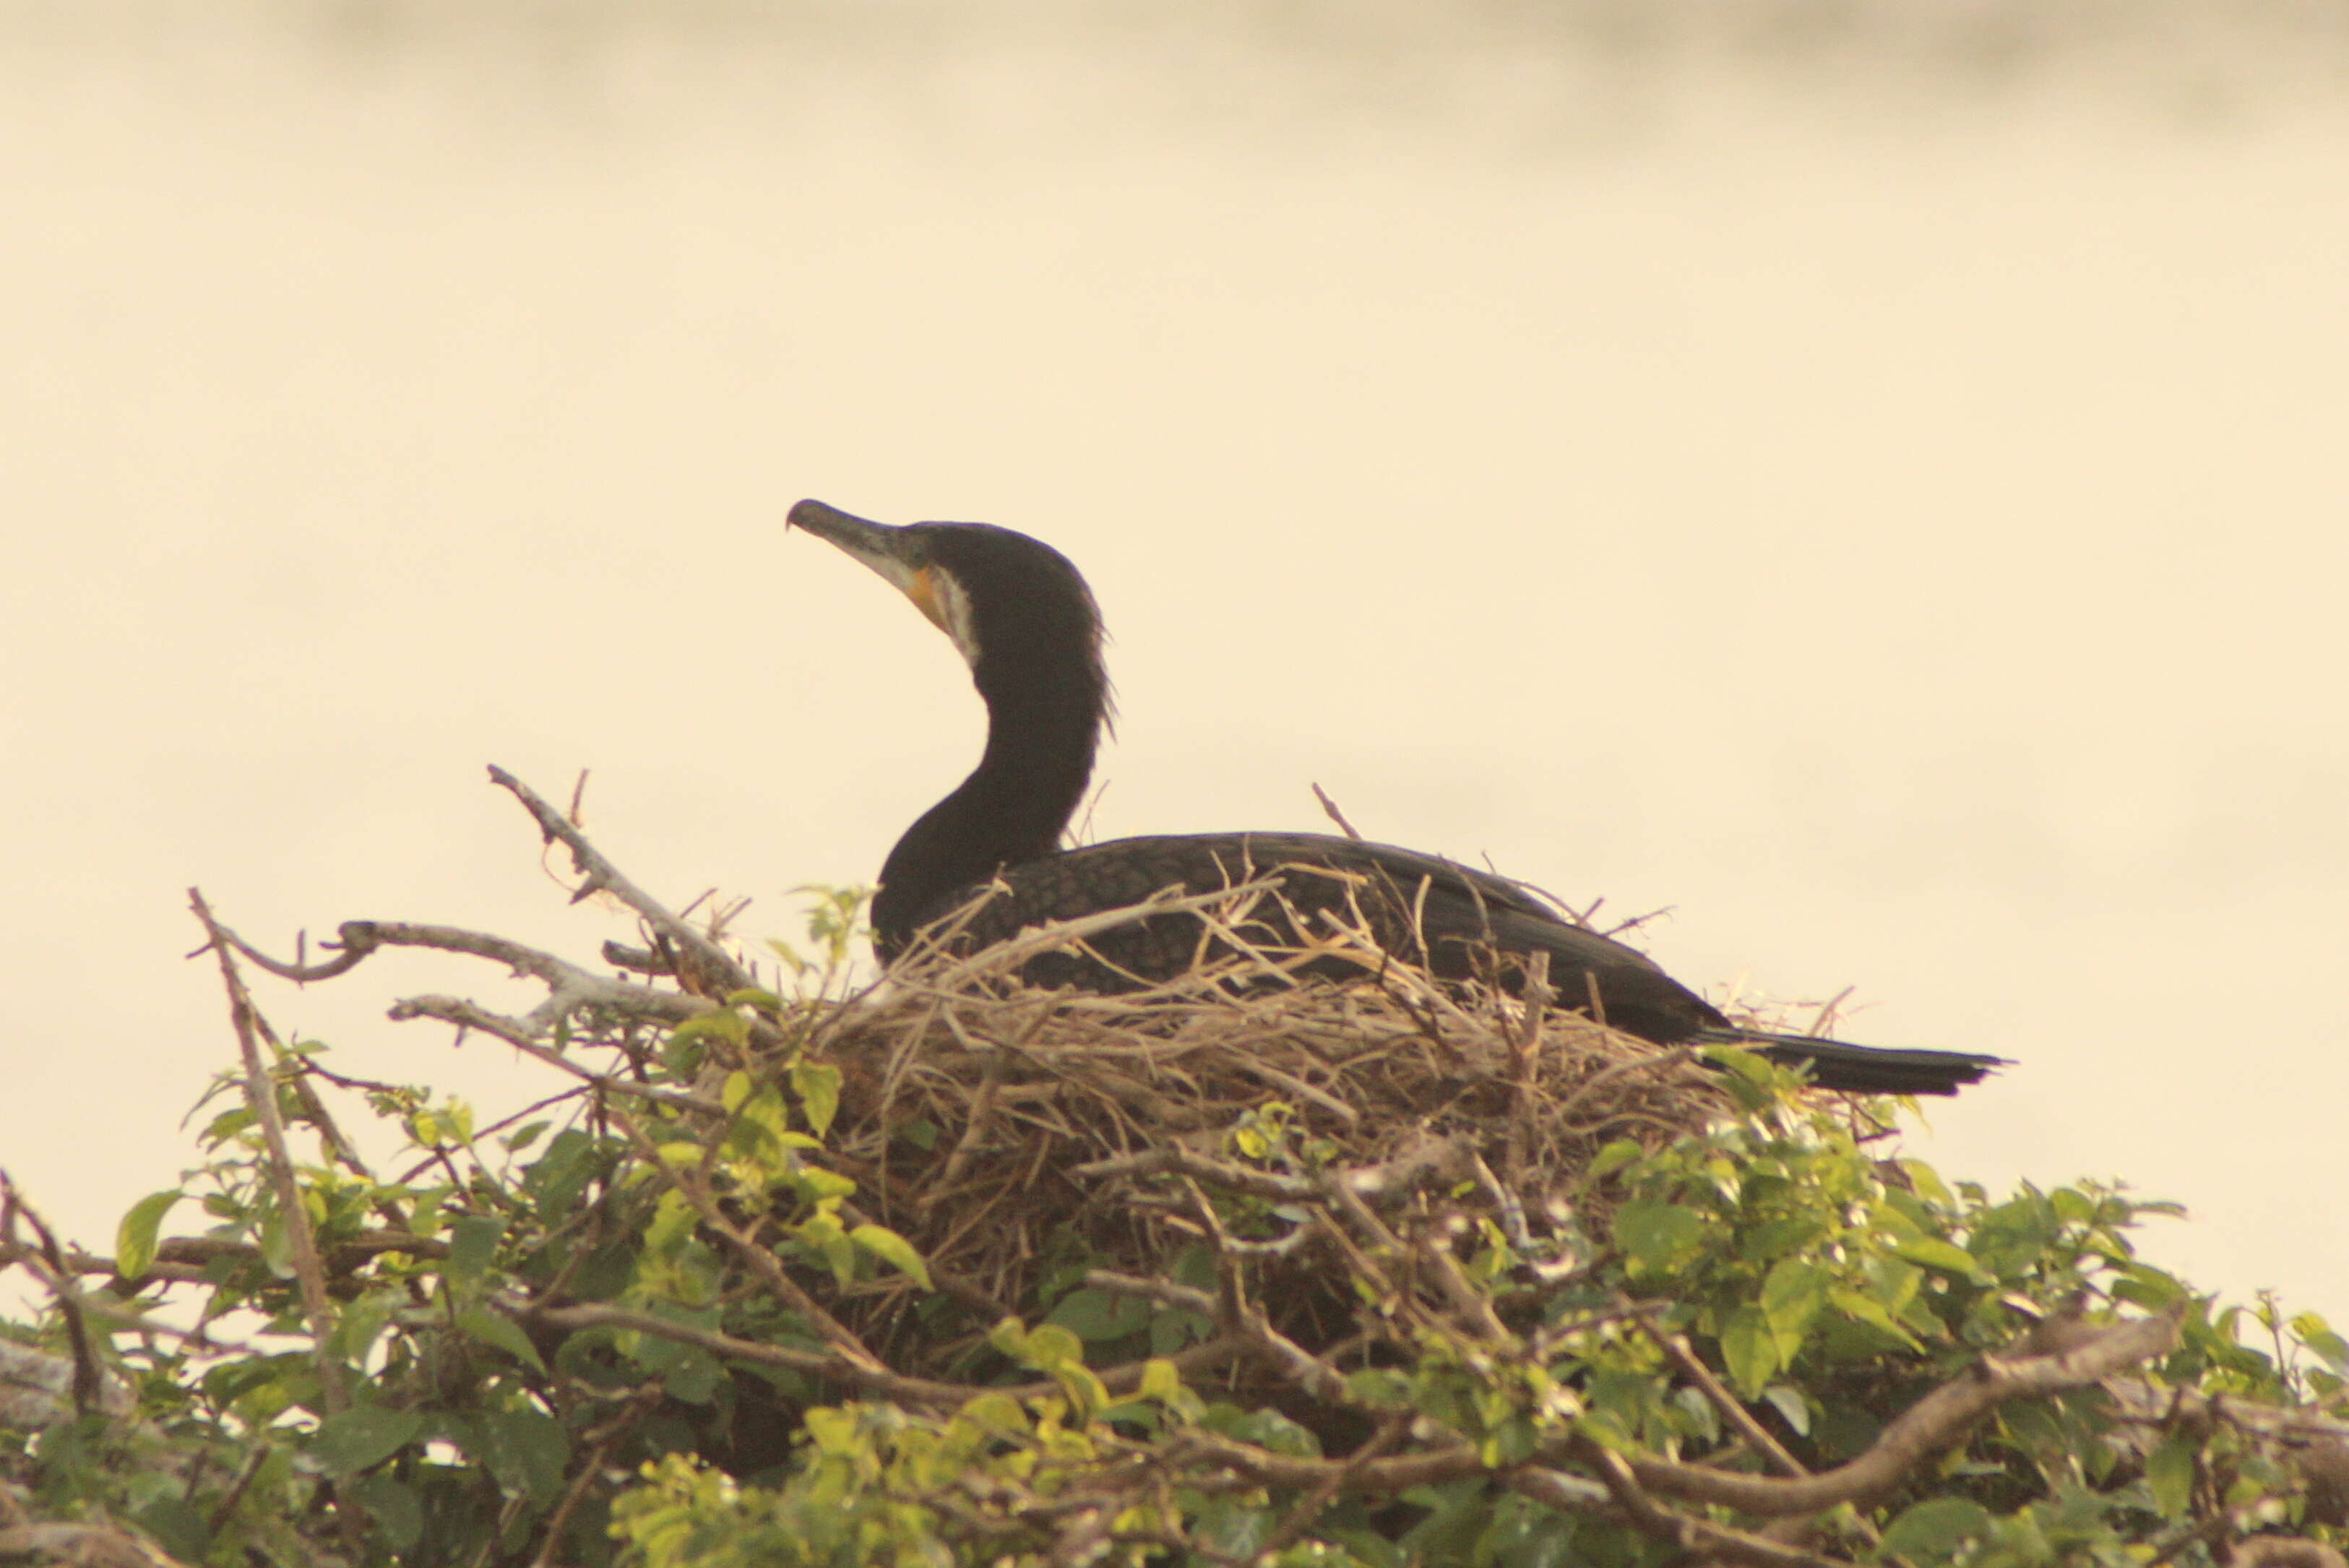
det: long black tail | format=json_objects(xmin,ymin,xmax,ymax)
[{"xmin": 1691, "ymin": 1027, "xmax": 2006, "ymax": 1096}]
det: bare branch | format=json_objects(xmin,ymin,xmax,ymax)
[
  {"xmin": 527, "ymin": 1299, "xmax": 970, "ymax": 1406},
  {"xmin": 1309, "ymin": 782, "xmax": 1365, "ymax": 841},
  {"xmin": 488, "ymin": 764, "xmax": 755, "ymax": 996},
  {"xmin": 334, "ymin": 919, "xmax": 707, "ymax": 1023},
  {"xmin": 0, "ymin": 1521, "xmax": 196, "ymax": 1567},
  {"xmin": 1579, "ymin": 1449, "xmax": 1861, "ymax": 1568},
  {"xmin": 525, "ymin": 1299, "xmax": 1253, "ymax": 1411},
  {"xmin": 188, "ymin": 889, "xmax": 348, "ymax": 1418},
  {"xmin": 388, "ymin": 995, "xmax": 717, "ymax": 1111},
  {"xmin": 1072, "ymin": 1133, "xmax": 1458, "ymax": 1207},
  {"xmin": 1621, "ymin": 1311, "xmax": 2184, "ymax": 1516},
  {"xmin": 1084, "ymin": 1270, "xmax": 1217, "ymax": 1317},
  {"xmin": 0, "ymin": 1176, "xmax": 108, "ymax": 1416}
]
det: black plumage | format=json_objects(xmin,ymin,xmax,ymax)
[{"xmin": 789, "ymin": 499, "xmax": 2002, "ymax": 1096}]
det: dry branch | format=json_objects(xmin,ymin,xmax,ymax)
[{"xmin": 1618, "ymin": 1311, "xmax": 2184, "ymax": 1517}]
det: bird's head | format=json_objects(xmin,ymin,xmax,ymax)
[{"xmin": 788, "ymin": 499, "xmax": 1108, "ymax": 718}]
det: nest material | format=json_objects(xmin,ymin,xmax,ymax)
[{"xmin": 789, "ymin": 920, "xmax": 1739, "ymax": 1371}]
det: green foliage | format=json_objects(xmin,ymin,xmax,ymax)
[{"xmin": 4, "ymin": 897, "xmax": 2343, "ymax": 1567}]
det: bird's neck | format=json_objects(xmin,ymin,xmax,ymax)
[{"xmin": 873, "ymin": 671, "xmax": 1102, "ymax": 955}]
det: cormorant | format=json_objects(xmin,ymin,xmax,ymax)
[{"xmin": 788, "ymin": 499, "xmax": 2002, "ymax": 1096}]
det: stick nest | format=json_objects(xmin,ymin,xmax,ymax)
[{"xmin": 793, "ymin": 926, "xmax": 1735, "ymax": 1371}]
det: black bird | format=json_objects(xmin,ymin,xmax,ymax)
[{"xmin": 789, "ymin": 499, "xmax": 2003, "ymax": 1095}]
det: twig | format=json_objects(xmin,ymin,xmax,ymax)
[
  {"xmin": 1553, "ymin": 1046, "xmax": 1701, "ymax": 1129},
  {"xmin": 389, "ymin": 995, "xmax": 717, "ymax": 1111},
  {"xmin": 524, "ymin": 1299, "xmax": 1251, "ymax": 1409},
  {"xmin": 0, "ymin": 1522, "xmax": 198, "ymax": 1567},
  {"xmin": 0, "ymin": 1179, "xmax": 107, "ymax": 1414},
  {"xmin": 488, "ymin": 764, "xmax": 754, "ymax": 996},
  {"xmin": 1084, "ymin": 1270, "xmax": 1217, "ymax": 1317},
  {"xmin": 1627, "ymin": 1302, "xmax": 1813, "ymax": 1481},
  {"xmin": 1073, "ymin": 1137, "xmax": 1455, "ymax": 1207},
  {"xmin": 1507, "ymin": 950, "xmax": 1549, "ymax": 1185},
  {"xmin": 529, "ymin": 1299, "xmax": 968, "ymax": 1405},
  {"xmin": 1465, "ymin": 1148, "xmax": 1533, "ymax": 1255},
  {"xmin": 931, "ymin": 1049, "xmax": 1009, "ymax": 1192},
  {"xmin": 1310, "ymin": 783, "xmax": 1365, "ymax": 840},
  {"xmin": 1227, "ymin": 1058, "xmax": 1358, "ymax": 1127},
  {"xmin": 527, "ymin": 1386, "xmax": 664, "ymax": 1568},
  {"xmin": 917, "ymin": 880, "xmax": 1291, "ymax": 991},
  {"xmin": 333, "ymin": 919, "xmax": 710, "ymax": 1023},
  {"xmin": 205, "ymin": 1443, "xmax": 275, "ymax": 1536},
  {"xmin": 189, "ymin": 890, "xmax": 347, "ymax": 1418}
]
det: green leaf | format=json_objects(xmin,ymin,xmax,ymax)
[
  {"xmin": 1761, "ymin": 1258, "xmax": 1832, "ymax": 1337},
  {"xmin": 1893, "ymin": 1236, "xmax": 1987, "ymax": 1280},
  {"xmin": 988, "ymin": 1315, "xmax": 1108, "ymax": 1416},
  {"xmin": 1053, "ymin": 1361, "xmax": 1112, "ymax": 1420},
  {"xmin": 329, "ymin": 1288, "xmax": 402, "ymax": 1364},
  {"xmin": 478, "ymin": 1407, "xmax": 569, "ymax": 1505},
  {"xmin": 312, "ymin": 1406, "xmax": 426, "ymax": 1477},
  {"xmin": 792, "ymin": 1060, "xmax": 842, "ymax": 1140},
  {"xmin": 199, "ymin": 1105, "xmax": 255, "ymax": 1147},
  {"xmin": 2146, "ymin": 1429, "xmax": 2197, "ymax": 1516},
  {"xmin": 1139, "ymin": 1358, "xmax": 1189, "ymax": 1409},
  {"xmin": 346, "ymin": 1474, "xmax": 424, "ymax": 1552},
  {"xmin": 849, "ymin": 1223, "xmax": 933, "ymax": 1291},
  {"xmin": 988, "ymin": 1316, "xmax": 1031, "ymax": 1361},
  {"xmin": 1759, "ymin": 1385, "xmax": 1811, "ymax": 1438},
  {"xmin": 444, "ymin": 1214, "xmax": 505, "ymax": 1288},
  {"xmin": 2293, "ymin": 1311, "xmax": 2349, "ymax": 1373},
  {"xmin": 1206, "ymin": 1405, "xmax": 1321, "ymax": 1457},
  {"xmin": 1861, "ymin": 1255, "xmax": 1923, "ymax": 1318},
  {"xmin": 1048, "ymin": 1286, "xmax": 1150, "ymax": 1342},
  {"xmin": 131, "ymin": 1496, "xmax": 210, "ymax": 1564},
  {"xmin": 455, "ymin": 1306, "xmax": 549, "ymax": 1374},
  {"xmin": 960, "ymin": 1391, "xmax": 1030, "ymax": 1434},
  {"xmin": 1897, "ymin": 1159, "xmax": 1954, "ymax": 1207},
  {"xmin": 1024, "ymin": 1324, "xmax": 1085, "ymax": 1371},
  {"xmin": 1827, "ymin": 1286, "xmax": 1922, "ymax": 1350},
  {"xmin": 1585, "ymin": 1140, "xmax": 1643, "ymax": 1181},
  {"xmin": 116, "ymin": 1190, "xmax": 184, "ymax": 1281},
  {"xmin": 1346, "ymin": 1367, "xmax": 1413, "ymax": 1409},
  {"xmin": 793, "ymin": 1210, "xmax": 858, "ymax": 1286},
  {"xmin": 668, "ymin": 1010, "xmax": 749, "ymax": 1049},
  {"xmin": 1719, "ymin": 1306, "xmax": 1779, "ymax": 1398},
  {"xmin": 1613, "ymin": 1201, "xmax": 1706, "ymax": 1272},
  {"xmin": 1879, "ymin": 1497, "xmax": 1991, "ymax": 1561},
  {"xmin": 661, "ymin": 1348, "xmax": 725, "ymax": 1405},
  {"xmin": 1739, "ymin": 1214, "xmax": 1828, "ymax": 1263},
  {"xmin": 2113, "ymin": 1262, "xmax": 2187, "ymax": 1311}
]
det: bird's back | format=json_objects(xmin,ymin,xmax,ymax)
[{"xmin": 895, "ymin": 830, "xmax": 1732, "ymax": 1043}]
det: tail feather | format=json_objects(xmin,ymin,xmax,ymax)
[{"xmin": 1691, "ymin": 1027, "xmax": 2006, "ymax": 1096}]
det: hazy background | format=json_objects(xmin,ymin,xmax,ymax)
[{"xmin": 4, "ymin": 1, "xmax": 2345, "ymax": 1314}]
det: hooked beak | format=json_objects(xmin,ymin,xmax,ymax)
[{"xmin": 788, "ymin": 499, "xmax": 952, "ymax": 634}]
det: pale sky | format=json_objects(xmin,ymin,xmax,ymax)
[{"xmin": 4, "ymin": 2, "xmax": 2345, "ymax": 1317}]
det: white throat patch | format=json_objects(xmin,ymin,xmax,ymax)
[{"xmin": 930, "ymin": 569, "xmax": 980, "ymax": 669}]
